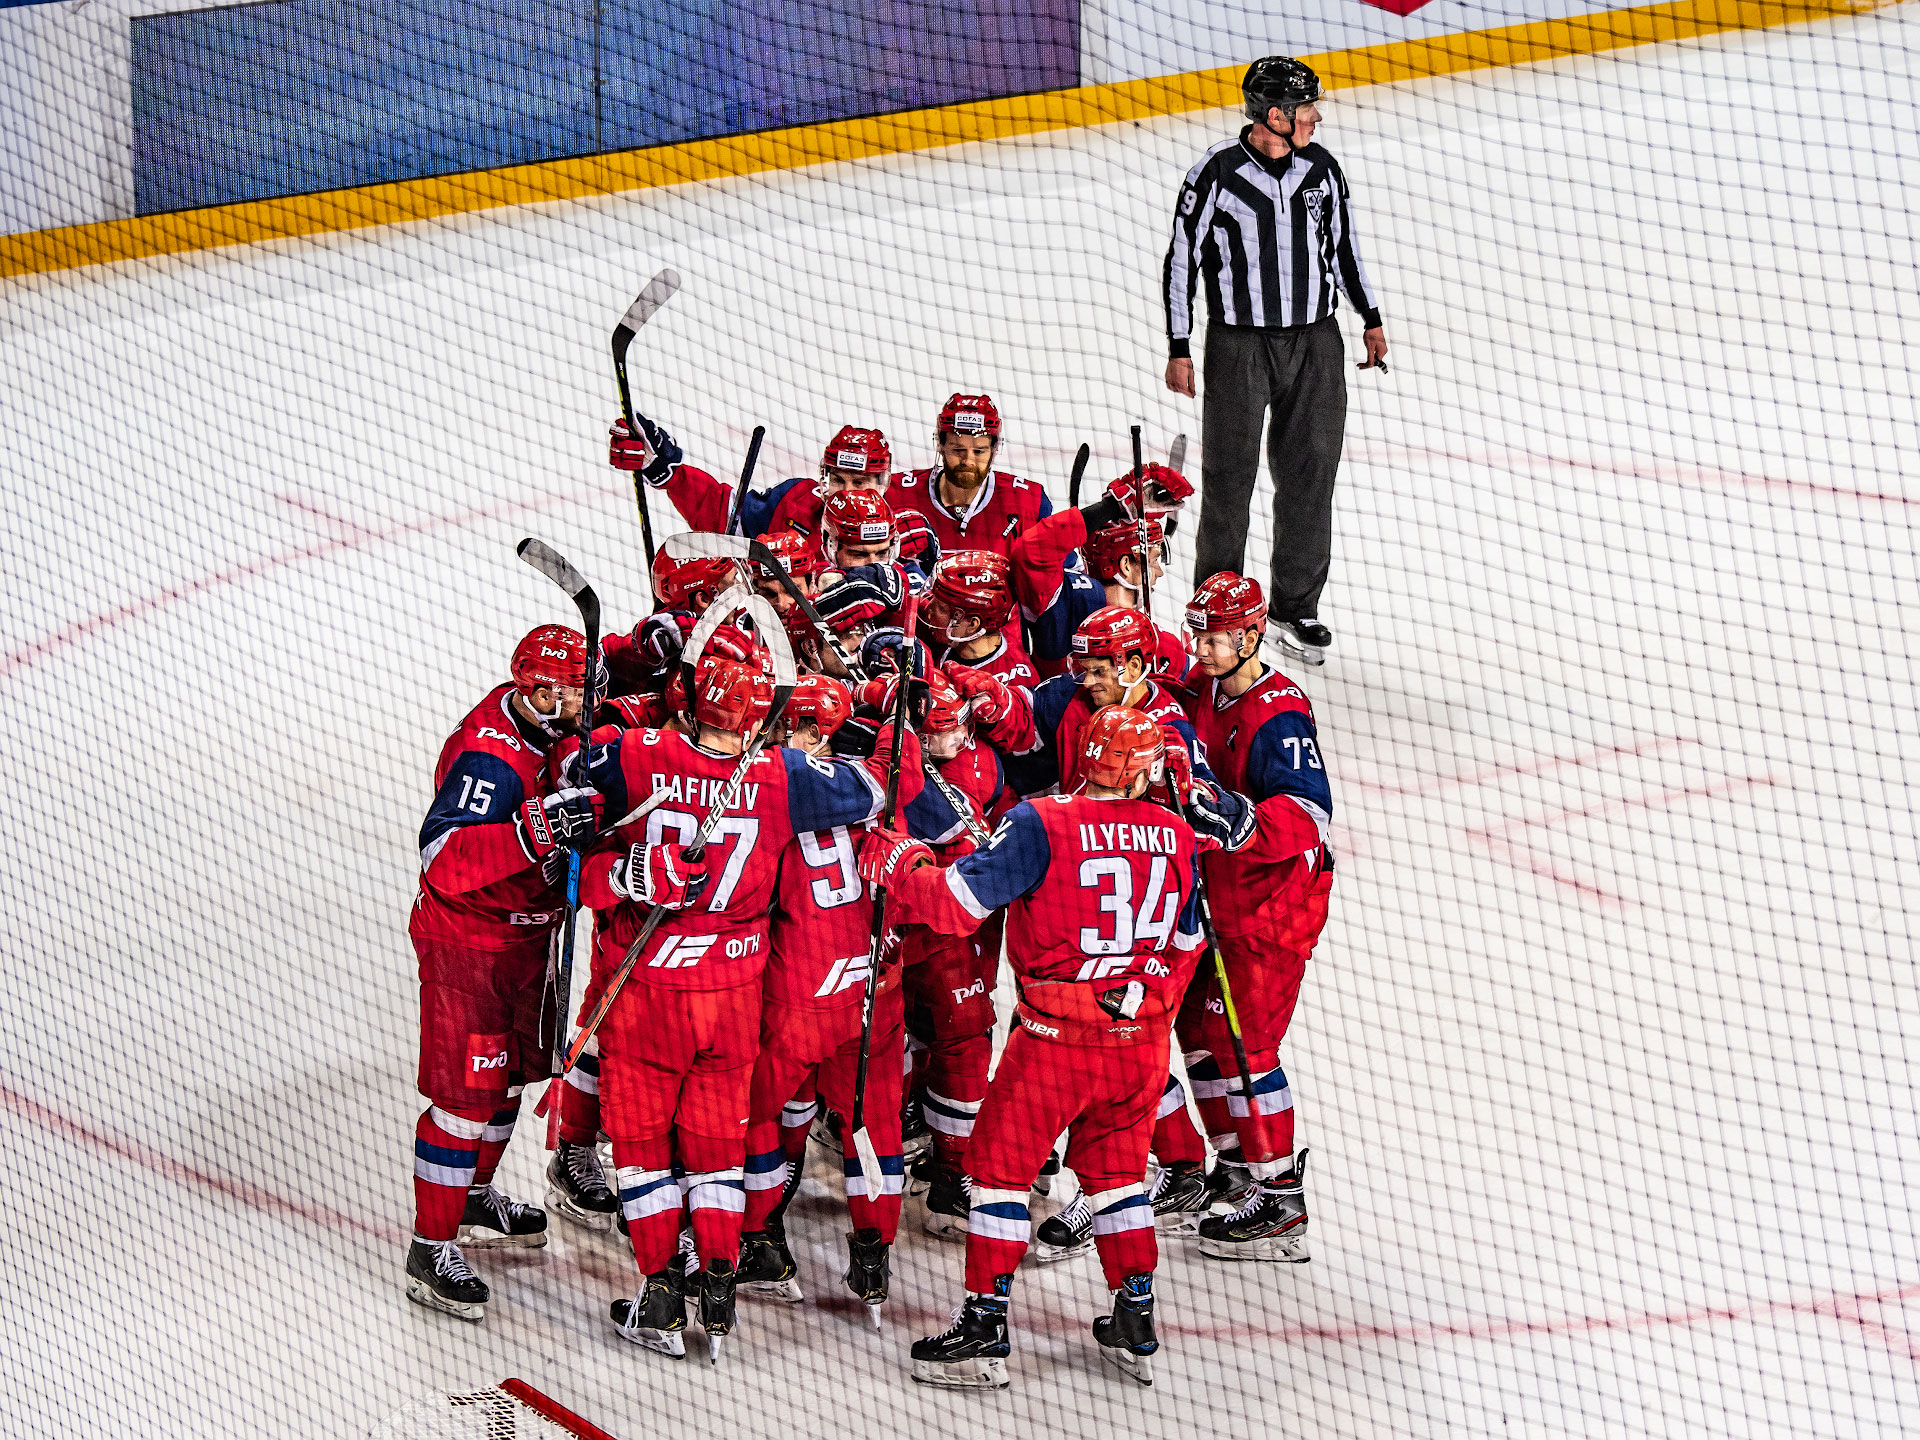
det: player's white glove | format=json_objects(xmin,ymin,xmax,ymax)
[{"xmin": 611, "ymin": 841, "xmax": 709, "ymax": 909}]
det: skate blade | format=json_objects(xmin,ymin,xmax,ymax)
[
  {"xmin": 611, "ymin": 1321, "xmax": 686, "ymax": 1357},
  {"xmin": 545, "ymin": 1188, "xmax": 616, "ymax": 1233},
  {"xmin": 866, "ymin": 1303, "xmax": 884, "ymax": 1331},
  {"xmin": 1032, "ymin": 1238, "xmax": 1093, "ymax": 1265},
  {"xmin": 1198, "ymin": 1234, "xmax": 1310, "ymax": 1263},
  {"xmin": 922, "ymin": 1214, "xmax": 970, "ymax": 1243},
  {"xmin": 1272, "ymin": 638, "xmax": 1327, "ymax": 669},
  {"xmin": 707, "ymin": 1333, "xmax": 725, "ymax": 1365},
  {"xmin": 1099, "ymin": 1346, "xmax": 1155, "ymax": 1387},
  {"xmin": 1032, "ymin": 1174, "xmax": 1055, "ymax": 1198},
  {"xmin": 456, "ymin": 1224, "xmax": 549, "ymax": 1251},
  {"xmin": 1154, "ymin": 1211, "xmax": 1207, "ymax": 1235},
  {"xmin": 406, "ymin": 1278, "xmax": 485, "ymax": 1323},
  {"xmin": 911, "ymin": 1356, "xmax": 1009, "ymax": 1389},
  {"xmin": 744, "ymin": 1278, "xmax": 804, "ymax": 1305}
]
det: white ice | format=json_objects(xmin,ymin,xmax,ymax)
[{"xmin": 1, "ymin": 10, "xmax": 1916, "ymax": 1439}]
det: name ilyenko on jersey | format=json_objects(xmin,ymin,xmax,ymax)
[
  {"xmin": 579, "ymin": 727, "xmax": 918, "ymax": 990},
  {"xmin": 1182, "ymin": 667, "xmax": 1334, "ymax": 937},
  {"xmin": 411, "ymin": 684, "xmax": 566, "ymax": 950}
]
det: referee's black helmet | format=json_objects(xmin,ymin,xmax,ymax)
[{"xmin": 1242, "ymin": 56, "xmax": 1322, "ymax": 121}]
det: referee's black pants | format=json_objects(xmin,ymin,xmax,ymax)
[{"xmin": 1193, "ymin": 317, "xmax": 1347, "ymax": 621}]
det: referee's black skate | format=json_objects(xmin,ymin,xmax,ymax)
[
  {"xmin": 457, "ymin": 1184, "xmax": 548, "ymax": 1249},
  {"xmin": 405, "ymin": 1236, "xmax": 488, "ymax": 1321},
  {"xmin": 1197, "ymin": 1150, "xmax": 1310, "ymax": 1262},
  {"xmin": 1275, "ymin": 618, "xmax": 1331, "ymax": 667},
  {"xmin": 1093, "ymin": 1272, "xmax": 1159, "ymax": 1386},
  {"xmin": 546, "ymin": 1142, "xmax": 617, "ymax": 1232},
  {"xmin": 610, "ymin": 1267, "xmax": 687, "ymax": 1357},
  {"xmin": 737, "ymin": 1222, "xmax": 803, "ymax": 1304},
  {"xmin": 911, "ymin": 1277, "xmax": 1012, "ymax": 1389}
]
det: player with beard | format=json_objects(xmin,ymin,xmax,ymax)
[{"xmin": 886, "ymin": 394, "xmax": 1050, "ymax": 559}]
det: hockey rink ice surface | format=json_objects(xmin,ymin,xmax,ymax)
[{"xmin": 2, "ymin": 13, "xmax": 1916, "ymax": 1439}]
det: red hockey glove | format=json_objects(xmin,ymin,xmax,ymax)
[
  {"xmin": 516, "ymin": 787, "xmax": 604, "ymax": 862},
  {"xmin": 608, "ymin": 414, "xmax": 683, "ymax": 487},
  {"xmin": 858, "ymin": 827, "xmax": 933, "ymax": 888},
  {"xmin": 943, "ymin": 663, "xmax": 1014, "ymax": 726},
  {"xmin": 1157, "ymin": 723, "xmax": 1196, "ymax": 804},
  {"xmin": 1106, "ymin": 462, "xmax": 1193, "ymax": 520},
  {"xmin": 612, "ymin": 841, "xmax": 709, "ymax": 909}
]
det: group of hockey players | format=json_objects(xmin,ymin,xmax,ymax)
[{"xmin": 406, "ymin": 391, "xmax": 1335, "ymax": 1388}]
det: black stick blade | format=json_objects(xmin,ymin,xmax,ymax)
[
  {"xmin": 615, "ymin": 269, "xmax": 682, "ymax": 343},
  {"xmin": 518, "ymin": 538, "xmax": 601, "ymax": 633}
]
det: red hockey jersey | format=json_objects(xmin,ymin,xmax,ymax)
[
  {"xmin": 886, "ymin": 468, "xmax": 1052, "ymax": 559},
  {"xmin": 765, "ymin": 824, "xmax": 891, "ymax": 1011}
]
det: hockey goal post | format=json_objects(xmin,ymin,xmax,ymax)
[{"xmin": 370, "ymin": 1379, "xmax": 619, "ymax": 1440}]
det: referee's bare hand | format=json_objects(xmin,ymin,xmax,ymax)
[
  {"xmin": 1165, "ymin": 357, "xmax": 1197, "ymax": 397},
  {"xmin": 1357, "ymin": 327, "xmax": 1389, "ymax": 371}
]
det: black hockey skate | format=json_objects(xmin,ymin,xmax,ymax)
[
  {"xmin": 1149, "ymin": 1160, "xmax": 1213, "ymax": 1232},
  {"xmin": 1197, "ymin": 1150, "xmax": 1310, "ymax": 1263},
  {"xmin": 1033, "ymin": 1194, "xmax": 1093, "ymax": 1263},
  {"xmin": 1093, "ymin": 1272, "xmax": 1159, "ymax": 1385},
  {"xmin": 405, "ymin": 1236, "xmax": 488, "ymax": 1322},
  {"xmin": 1274, "ymin": 618, "xmax": 1331, "ymax": 668},
  {"xmin": 901, "ymin": 1090, "xmax": 932, "ymax": 1159},
  {"xmin": 910, "ymin": 1277, "xmax": 1012, "ymax": 1389},
  {"xmin": 1034, "ymin": 1148, "xmax": 1062, "ymax": 1197},
  {"xmin": 1203, "ymin": 1156, "xmax": 1258, "ymax": 1214},
  {"xmin": 737, "ymin": 1224, "xmax": 803, "ymax": 1305},
  {"xmin": 457, "ymin": 1185, "xmax": 548, "ymax": 1249},
  {"xmin": 811, "ymin": 1107, "xmax": 845, "ymax": 1156},
  {"xmin": 694, "ymin": 1260, "xmax": 739, "ymax": 1363},
  {"xmin": 546, "ymin": 1141, "xmax": 618, "ymax": 1233},
  {"xmin": 922, "ymin": 1163, "xmax": 971, "ymax": 1241},
  {"xmin": 610, "ymin": 1267, "xmax": 687, "ymax": 1358},
  {"xmin": 844, "ymin": 1226, "xmax": 892, "ymax": 1326}
]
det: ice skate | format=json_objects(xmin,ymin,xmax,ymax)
[
  {"xmin": 1092, "ymin": 1273, "xmax": 1159, "ymax": 1386},
  {"xmin": 1033, "ymin": 1147, "xmax": 1062, "ymax": 1197},
  {"xmin": 1033, "ymin": 1194, "xmax": 1093, "ymax": 1262},
  {"xmin": 405, "ymin": 1237, "xmax": 488, "ymax": 1322},
  {"xmin": 1203, "ymin": 1157, "xmax": 1258, "ymax": 1214},
  {"xmin": 609, "ymin": 1268, "xmax": 687, "ymax": 1357},
  {"xmin": 843, "ymin": 1226, "xmax": 891, "ymax": 1326},
  {"xmin": 922, "ymin": 1163, "xmax": 971, "ymax": 1241},
  {"xmin": 737, "ymin": 1223, "xmax": 803, "ymax": 1304},
  {"xmin": 456, "ymin": 1184, "xmax": 548, "ymax": 1249},
  {"xmin": 694, "ymin": 1260, "xmax": 739, "ymax": 1364},
  {"xmin": 910, "ymin": 1284, "xmax": 1011, "ymax": 1389},
  {"xmin": 1273, "ymin": 618, "xmax": 1330, "ymax": 668},
  {"xmin": 901, "ymin": 1090, "xmax": 932, "ymax": 1159},
  {"xmin": 810, "ymin": 1108, "xmax": 845, "ymax": 1156},
  {"xmin": 1197, "ymin": 1150, "xmax": 1310, "ymax": 1262},
  {"xmin": 546, "ymin": 1142, "xmax": 617, "ymax": 1233},
  {"xmin": 1148, "ymin": 1160, "xmax": 1213, "ymax": 1232}
]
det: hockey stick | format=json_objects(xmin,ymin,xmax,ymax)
[
  {"xmin": 563, "ymin": 585, "xmax": 796, "ymax": 1069},
  {"xmin": 1167, "ymin": 433, "xmax": 1188, "ymax": 478},
  {"xmin": 517, "ymin": 539, "xmax": 604, "ymax": 1077},
  {"xmin": 611, "ymin": 270, "xmax": 682, "ymax": 574},
  {"xmin": 1167, "ymin": 792, "xmax": 1260, "ymax": 1127},
  {"xmin": 847, "ymin": 587, "xmax": 918, "ymax": 1203},
  {"xmin": 1131, "ymin": 425, "xmax": 1155, "ymax": 633},
  {"xmin": 724, "ymin": 425, "xmax": 767, "ymax": 537},
  {"xmin": 1067, "ymin": 442, "xmax": 1090, "ymax": 508}
]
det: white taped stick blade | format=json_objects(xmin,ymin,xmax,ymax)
[
  {"xmin": 370, "ymin": 1380, "xmax": 615, "ymax": 1439},
  {"xmin": 662, "ymin": 530, "xmax": 752, "ymax": 563},
  {"xmin": 619, "ymin": 270, "xmax": 682, "ymax": 333},
  {"xmin": 851, "ymin": 1124, "xmax": 884, "ymax": 1198},
  {"xmin": 681, "ymin": 582, "xmax": 797, "ymax": 689},
  {"xmin": 1168, "ymin": 433, "xmax": 1188, "ymax": 476}
]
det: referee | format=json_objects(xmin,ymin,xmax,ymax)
[{"xmin": 1163, "ymin": 56, "xmax": 1386, "ymax": 664}]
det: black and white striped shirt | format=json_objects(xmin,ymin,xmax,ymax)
[{"xmin": 1163, "ymin": 128, "xmax": 1382, "ymax": 359}]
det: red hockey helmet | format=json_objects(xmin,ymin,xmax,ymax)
[
  {"xmin": 754, "ymin": 527, "xmax": 822, "ymax": 581},
  {"xmin": 1078, "ymin": 705, "xmax": 1165, "ymax": 792},
  {"xmin": 928, "ymin": 550, "xmax": 1014, "ymax": 637},
  {"xmin": 1071, "ymin": 606, "xmax": 1157, "ymax": 669},
  {"xmin": 784, "ymin": 674, "xmax": 853, "ymax": 738},
  {"xmin": 654, "ymin": 551, "xmax": 742, "ymax": 612},
  {"xmin": 692, "ymin": 651, "xmax": 775, "ymax": 734},
  {"xmin": 821, "ymin": 488, "xmax": 897, "ymax": 564},
  {"xmin": 821, "ymin": 425, "xmax": 893, "ymax": 478},
  {"xmin": 936, "ymin": 393, "xmax": 1002, "ymax": 440},
  {"xmin": 1083, "ymin": 517, "xmax": 1166, "ymax": 584},
  {"xmin": 921, "ymin": 668, "xmax": 971, "ymax": 734},
  {"xmin": 511, "ymin": 625, "xmax": 588, "ymax": 694},
  {"xmin": 1185, "ymin": 572, "xmax": 1268, "ymax": 634}
]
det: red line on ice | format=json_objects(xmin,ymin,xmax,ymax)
[
  {"xmin": 1345, "ymin": 733, "xmax": 1696, "ymax": 799},
  {"xmin": 0, "ymin": 486, "xmax": 593, "ymax": 681}
]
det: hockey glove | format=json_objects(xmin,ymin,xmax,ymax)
[
  {"xmin": 1157, "ymin": 723, "xmax": 1197, "ymax": 803},
  {"xmin": 612, "ymin": 842, "xmax": 709, "ymax": 909},
  {"xmin": 943, "ymin": 663, "xmax": 1014, "ymax": 726},
  {"xmin": 894, "ymin": 509, "xmax": 941, "ymax": 575},
  {"xmin": 516, "ymin": 787, "xmax": 605, "ymax": 862},
  {"xmin": 608, "ymin": 414, "xmax": 683, "ymax": 488},
  {"xmin": 858, "ymin": 827, "xmax": 933, "ymax": 888},
  {"xmin": 1187, "ymin": 786, "xmax": 1257, "ymax": 854},
  {"xmin": 855, "ymin": 673, "xmax": 934, "ymax": 730},
  {"xmin": 1105, "ymin": 462, "xmax": 1193, "ymax": 521}
]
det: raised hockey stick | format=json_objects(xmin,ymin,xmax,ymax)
[
  {"xmin": 724, "ymin": 425, "xmax": 766, "ymax": 537},
  {"xmin": 517, "ymin": 538, "xmax": 605, "ymax": 1077},
  {"xmin": 847, "ymin": 589, "xmax": 919, "ymax": 1206},
  {"xmin": 1131, "ymin": 425, "xmax": 1155, "ymax": 633},
  {"xmin": 563, "ymin": 586, "xmax": 796, "ymax": 1069},
  {"xmin": 1067, "ymin": 442, "xmax": 1090, "ymax": 508},
  {"xmin": 611, "ymin": 270, "xmax": 682, "ymax": 573},
  {"xmin": 1167, "ymin": 433, "xmax": 1188, "ymax": 478}
]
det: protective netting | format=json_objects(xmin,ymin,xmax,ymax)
[{"xmin": 1, "ymin": 3, "xmax": 1915, "ymax": 1439}]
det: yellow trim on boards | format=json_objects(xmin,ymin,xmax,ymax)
[{"xmin": 0, "ymin": 0, "xmax": 1885, "ymax": 280}]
